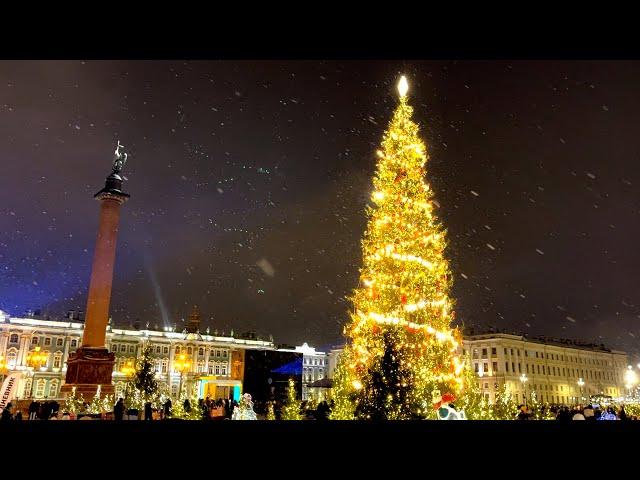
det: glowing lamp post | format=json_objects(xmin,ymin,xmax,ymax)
[
  {"xmin": 519, "ymin": 373, "xmax": 528, "ymax": 405},
  {"xmin": 173, "ymin": 353, "xmax": 192, "ymax": 400},
  {"xmin": 27, "ymin": 346, "xmax": 49, "ymax": 371},
  {"xmin": 120, "ymin": 360, "xmax": 135, "ymax": 377}
]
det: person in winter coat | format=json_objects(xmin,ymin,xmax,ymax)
[
  {"xmin": 144, "ymin": 402, "xmax": 153, "ymax": 421},
  {"xmin": 1, "ymin": 403, "xmax": 14, "ymax": 421},
  {"xmin": 114, "ymin": 398, "xmax": 125, "ymax": 421},
  {"xmin": 163, "ymin": 398, "xmax": 172, "ymax": 418},
  {"xmin": 28, "ymin": 400, "xmax": 38, "ymax": 420}
]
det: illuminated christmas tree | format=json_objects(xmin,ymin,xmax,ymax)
[
  {"xmin": 331, "ymin": 76, "xmax": 466, "ymax": 420},
  {"xmin": 281, "ymin": 377, "xmax": 302, "ymax": 420}
]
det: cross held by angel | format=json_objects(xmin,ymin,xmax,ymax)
[{"xmin": 112, "ymin": 141, "xmax": 128, "ymax": 174}]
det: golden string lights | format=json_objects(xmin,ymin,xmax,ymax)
[{"xmin": 330, "ymin": 75, "xmax": 467, "ymax": 420}]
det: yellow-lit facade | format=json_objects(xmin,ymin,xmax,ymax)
[{"xmin": 463, "ymin": 333, "xmax": 628, "ymax": 405}]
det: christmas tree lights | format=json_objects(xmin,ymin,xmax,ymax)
[
  {"xmin": 281, "ymin": 377, "xmax": 302, "ymax": 420},
  {"xmin": 331, "ymin": 76, "xmax": 466, "ymax": 420}
]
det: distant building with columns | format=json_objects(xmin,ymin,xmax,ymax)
[
  {"xmin": 0, "ymin": 310, "xmax": 274, "ymax": 403},
  {"xmin": 321, "ymin": 334, "xmax": 630, "ymax": 406}
]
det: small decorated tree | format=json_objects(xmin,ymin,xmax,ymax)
[
  {"xmin": 266, "ymin": 401, "xmax": 276, "ymax": 420},
  {"xmin": 490, "ymin": 385, "xmax": 518, "ymax": 420},
  {"xmin": 281, "ymin": 378, "xmax": 302, "ymax": 420}
]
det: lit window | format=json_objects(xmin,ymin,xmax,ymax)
[
  {"xmin": 23, "ymin": 379, "xmax": 32, "ymax": 397},
  {"xmin": 35, "ymin": 379, "xmax": 46, "ymax": 398},
  {"xmin": 53, "ymin": 353, "xmax": 62, "ymax": 369},
  {"xmin": 7, "ymin": 349, "xmax": 18, "ymax": 368},
  {"xmin": 49, "ymin": 381, "xmax": 58, "ymax": 397}
]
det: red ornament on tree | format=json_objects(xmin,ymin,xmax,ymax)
[{"xmin": 401, "ymin": 295, "xmax": 407, "ymax": 304}]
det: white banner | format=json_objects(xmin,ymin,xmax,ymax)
[{"xmin": 0, "ymin": 372, "xmax": 22, "ymax": 413}]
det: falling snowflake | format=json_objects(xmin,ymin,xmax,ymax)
[
  {"xmin": 486, "ymin": 243, "xmax": 495, "ymax": 250},
  {"xmin": 535, "ymin": 249, "xmax": 544, "ymax": 255},
  {"xmin": 256, "ymin": 258, "xmax": 275, "ymax": 277},
  {"xmin": 470, "ymin": 190, "xmax": 479, "ymax": 197}
]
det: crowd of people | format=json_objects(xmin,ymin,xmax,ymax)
[
  {"xmin": 516, "ymin": 403, "xmax": 639, "ymax": 420},
  {"xmin": 4, "ymin": 396, "xmax": 637, "ymax": 421}
]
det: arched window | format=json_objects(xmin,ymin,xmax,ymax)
[
  {"xmin": 49, "ymin": 380, "xmax": 59, "ymax": 398},
  {"xmin": 23, "ymin": 378, "xmax": 32, "ymax": 397},
  {"xmin": 199, "ymin": 347, "xmax": 204, "ymax": 356},
  {"xmin": 187, "ymin": 347, "xmax": 193, "ymax": 355},
  {"xmin": 7, "ymin": 348, "xmax": 18, "ymax": 368},
  {"xmin": 9, "ymin": 333, "xmax": 19, "ymax": 343},
  {"xmin": 35, "ymin": 379, "xmax": 46, "ymax": 398},
  {"xmin": 53, "ymin": 351, "xmax": 63, "ymax": 369},
  {"xmin": 175, "ymin": 346, "xmax": 181, "ymax": 355}
]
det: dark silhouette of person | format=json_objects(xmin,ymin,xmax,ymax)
[
  {"xmin": 28, "ymin": 400, "xmax": 38, "ymax": 420},
  {"xmin": 183, "ymin": 398, "xmax": 191, "ymax": 413},
  {"xmin": 1, "ymin": 403, "xmax": 13, "ymax": 421},
  {"xmin": 163, "ymin": 398, "xmax": 172, "ymax": 418},
  {"xmin": 144, "ymin": 402, "xmax": 153, "ymax": 421},
  {"xmin": 114, "ymin": 398, "xmax": 125, "ymax": 421}
]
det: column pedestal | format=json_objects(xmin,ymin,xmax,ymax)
[{"xmin": 61, "ymin": 347, "xmax": 115, "ymax": 398}]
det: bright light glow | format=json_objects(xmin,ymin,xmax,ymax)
[
  {"xmin": 624, "ymin": 367, "xmax": 637, "ymax": 389},
  {"xmin": 398, "ymin": 75, "xmax": 409, "ymax": 97},
  {"xmin": 520, "ymin": 373, "xmax": 528, "ymax": 383}
]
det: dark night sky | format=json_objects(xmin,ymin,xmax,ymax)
[{"xmin": 1, "ymin": 60, "xmax": 639, "ymax": 355}]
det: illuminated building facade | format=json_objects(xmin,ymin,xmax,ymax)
[
  {"xmin": 0, "ymin": 310, "xmax": 274, "ymax": 403},
  {"xmin": 463, "ymin": 333, "xmax": 629, "ymax": 405}
]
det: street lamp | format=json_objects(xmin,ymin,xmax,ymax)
[
  {"xmin": 577, "ymin": 378, "xmax": 585, "ymax": 402},
  {"xmin": 121, "ymin": 360, "xmax": 135, "ymax": 377},
  {"xmin": 27, "ymin": 346, "xmax": 49, "ymax": 370},
  {"xmin": 520, "ymin": 373, "xmax": 528, "ymax": 405},
  {"xmin": 173, "ymin": 353, "xmax": 192, "ymax": 400}
]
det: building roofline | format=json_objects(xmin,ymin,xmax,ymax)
[{"xmin": 463, "ymin": 333, "xmax": 627, "ymax": 355}]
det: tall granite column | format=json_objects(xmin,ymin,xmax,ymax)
[{"xmin": 62, "ymin": 143, "xmax": 130, "ymax": 399}]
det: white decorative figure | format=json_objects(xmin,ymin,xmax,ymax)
[{"xmin": 232, "ymin": 393, "xmax": 257, "ymax": 420}]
